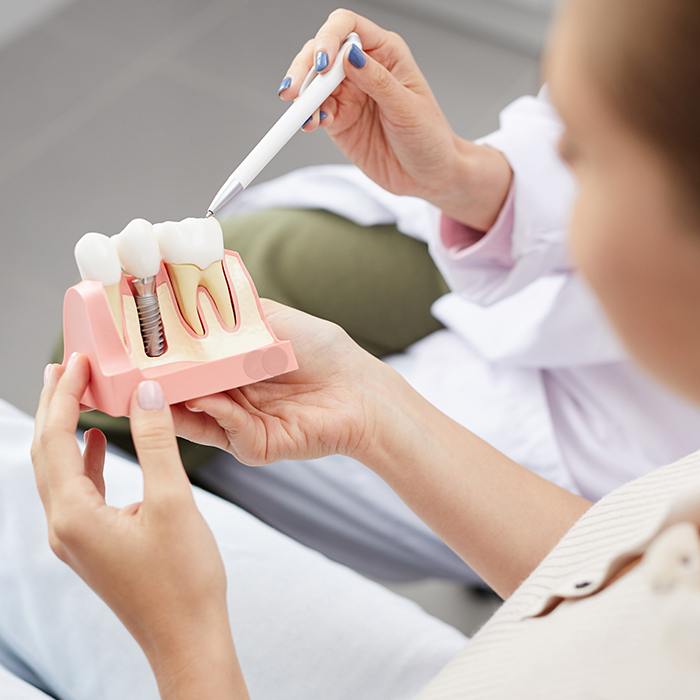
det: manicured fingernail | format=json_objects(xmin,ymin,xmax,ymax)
[
  {"xmin": 315, "ymin": 50, "xmax": 329, "ymax": 72},
  {"xmin": 67, "ymin": 352, "xmax": 79, "ymax": 370},
  {"xmin": 277, "ymin": 76, "xmax": 291, "ymax": 95},
  {"xmin": 348, "ymin": 44, "xmax": 365, "ymax": 69},
  {"xmin": 320, "ymin": 111, "xmax": 327, "ymax": 121},
  {"xmin": 301, "ymin": 115, "xmax": 312, "ymax": 131},
  {"xmin": 43, "ymin": 364, "xmax": 54, "ymax": 386},
  {"xmin": 138, "ymin": 380, "xmax": 164, "ymax": 411}
]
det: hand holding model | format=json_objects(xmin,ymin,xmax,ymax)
[
  {"xmin": 173, "ymin": 300, "xmax": 589, "ymax": 600},
  {"xmin": 171, "ymin": 300, "xmax": 385, "ymax": 465},
  {"xmin": 32, "ymin": 357, "xmax": 249, "ymax": 699},
  {"xmin": 281, "ymin": 9, "xmax": 512, "ymax": 230}
]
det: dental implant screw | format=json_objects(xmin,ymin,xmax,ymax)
[{"xmin": 131, "ymin": 276, "xmax": 167, "ymax": 357}]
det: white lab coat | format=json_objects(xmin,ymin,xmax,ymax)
[{"xmin": 223, "ymin": 89, "xmax": 700, "ymax": 501}]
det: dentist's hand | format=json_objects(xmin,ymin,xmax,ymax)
[
  {"xmin": 172, "ymin": 299, "xmax": 387, "ymax": 466},
  {"xmin": 32, "ymin": 356, "xmax": 248, "ymax": 698},
  {"xmin": 279, "ymin": 8, "xmax": 512, "ymax": 230}
]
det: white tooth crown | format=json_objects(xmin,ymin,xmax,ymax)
[
  {"xmin": 114, "ymin": 218, "xmax": 162, "ymax": 278},
  {"xmin": 154, "ymin": 217, "xmax": 224, "ymax": 270},
  {"xmin": 74, "ymin": 231, "xmax": 125, "ymax": 339},
  {"xmin": 74, "ymin": 233, "xmax": 123, "ymax": 285}
]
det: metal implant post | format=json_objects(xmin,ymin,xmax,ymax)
[{"xmin": 131, "ymin": 276, "xmax": 166, "ymax": 357}]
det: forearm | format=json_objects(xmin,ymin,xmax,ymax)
[
  {"xmin": 428, "ymin": 138, "xmax": 513, "ymax": 232},
  {"xmin": 358, "ymin": 363, "xmax": 591, "ymax": 598}
]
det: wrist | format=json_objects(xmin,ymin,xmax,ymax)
[
  {"xmin": 350, "ymin": 362, "xmax": 431, "ymax": 479},
  {"xmin": 429, "ymin": 137, "xmax": 513, "ymax": 231},
  {"xmin": 344, "ymin": 352, "xmax": 396, "ymax": 462},
  {"xmin": 144, "ymin": 609, "xmax": 248, "ymax": 699}
]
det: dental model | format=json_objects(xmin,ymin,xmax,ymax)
[
  {"xmin": 63, "ymin": 216, "xmax": 297, "ymax": 417},
  {"xmin": 113, "ymin": 219, "xmax": 167, "ymax": 358}
]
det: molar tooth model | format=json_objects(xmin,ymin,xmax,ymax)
[
  {"xmin": 154, "ymin": 218, "xmax": 235, "ymax": 335},
  {"xmin": 64, "ymin": 216, "xmax": 297, "ymax": 417}
]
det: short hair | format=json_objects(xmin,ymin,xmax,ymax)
[{"xmin": 592, "ymin": 0, "xmax": 700, "ymax": 216}]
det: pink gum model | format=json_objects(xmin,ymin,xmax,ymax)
[{"xmin": 62, "ymin": 250, "xmax": 297, "ymax": 417}]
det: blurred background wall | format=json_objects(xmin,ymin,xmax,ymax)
[
  {"xmin": 0, "ymin": 0, "xmax": 555, "ymax": 635},
  {"xmin": 0, "ymin": 0, "xmax": 552, "ymax": 412},
  {"xmin": 373, "ymin": 0, "xmax": 556, "ymax": 53}
]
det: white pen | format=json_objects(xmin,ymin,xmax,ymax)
[{"xmin": 206, "ymin": 32, "xmax": 362, "ymax": 218}]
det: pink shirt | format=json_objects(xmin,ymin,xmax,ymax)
[{"xmin": 439, "ymin": 187, "xmax": 515, "ymax": 268}]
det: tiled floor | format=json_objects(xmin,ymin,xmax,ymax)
[{"xmin": 1, "ymin": 0, "xmax": 540, "ymax": 636}]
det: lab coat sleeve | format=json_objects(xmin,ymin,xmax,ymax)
[
  {"xmin": 428, "ymin": 88, "xmax": 627, "ymax": 367},
  {"xmin": 429, "ymin": 87, "xmax": 576, "ymax": 306}
]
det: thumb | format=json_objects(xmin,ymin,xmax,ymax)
[
  {"xmin": 130, "ymin": 380, "xmax": 192, "ymax": 504},
  {"xmin": 343, "ymin": 45, "xmax": 408, "ymax": 111}
]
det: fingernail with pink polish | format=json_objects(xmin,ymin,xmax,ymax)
[{"xmin": 138, "ymin": 380, "xmax": 165, "ymax": 411}]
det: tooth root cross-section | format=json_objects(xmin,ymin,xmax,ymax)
[{"xmin": 166, "ymin": 261, "xmax": 236, "ymax": 336}]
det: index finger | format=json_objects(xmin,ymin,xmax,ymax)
[
  {"xmin": 34, "ymin": 362, "xmax": 62, "ymax": 437},
  {"xmin": 42, "ymin": 353, "xmax": 92, "ymax": 492},
  {"xmin": 282, "ymin": 10, "xmax": 391, "ymax": 100},
  {"xmin": 32, "ymin": 362, "xmax": 63, "ymax": 504},
  {"xmin": 315, "ymin": 9, "xmax": 391, "ymax": 58}
]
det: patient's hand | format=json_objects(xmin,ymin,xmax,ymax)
[
  {"xmin": 31, "ymin": 356, "xmax": 248, "ymax": 698},
  {"xmin": 172, "ymin": 299, "xmax": 388, "ymax": 465},
  {"xmin": 175, "ymin": 301, "xmax": 591, "ymax": 598}
]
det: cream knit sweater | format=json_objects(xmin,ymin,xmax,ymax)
[{"xmin": 420, "ymin": 450, "xmax": 700, "ymax": 698}]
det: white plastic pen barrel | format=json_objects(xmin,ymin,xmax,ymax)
[{"xmin": 207, "ymin": 33, "xmax": 362, "ymax": 216}]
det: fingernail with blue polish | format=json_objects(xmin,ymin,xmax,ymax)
[
  {"xmin": 315, "ymin": 50, "xmax": 329, "ymax": 72},
  {"xmin": 277, "ymin": 76, "xmax": 292, "ymax": 95},
  {"xmin": 348, "ymin": 44, "xmax": 366, "ymax": 69},
  {"xmin": 320, "ymin": 111, "xmax": 327, "ymax": 121}
]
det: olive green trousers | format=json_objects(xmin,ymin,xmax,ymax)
[{"xmin": 53, "ymin": 209, "xmax": 449, "ymax": 468}]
